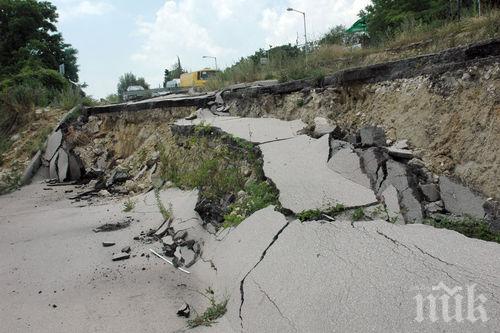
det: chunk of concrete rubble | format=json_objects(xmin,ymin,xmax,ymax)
[
  {"xmin": 215, "ymin": 92, "xmax": 224, "ymax": 105},
  {"xmin": 121, "ymin": 246, "xmax": 131, "ymax": 253},
  {"xmin": 180, "ymin": 246, "xmax": 196, "ymax": 268},
  {"xmin": 259, "ymin": 135, "xmax": 377, "ymax": 214},
  {"xmin": 312, "ymin": 117, "xmax": 334, "ymax": 138},
  {"xmin": 133, "ymin": 165, "xmax": 148, "ymax": 181},
  {"xmin": 102, "ymin": 241, "xmax": 115, "ymax": 247},
  {"xmin": 57, "ymin": 149, "xmax": 69, "ymax": 182},
  {"xmin": 49, "ymin": 151, "xmax": 59, "ymax": 180},
  {"xmin": 43, "ymin": 130, "xmax": 63, "ymax": 161},
  {"xmin": 112, "ymin": 253, "xmax": 130, "ymax": 261},
  {"xmin": 161, "ymin": 235, "xmax": 174, "ymax": 246},
  {"xmin": 154, "ymin": 222, "xmax": 170, "ymax": 238},
  {"xmin": 382, "ymin": 160, "xmax": 423, "ymax": 223},
  {"xmin": 21, "ymin": 150, "xmax": 42, "ymax": 185},
  {"xmin": 359, "ymin": 126, "xmax": 386, "ymax": 147},
  {"xmin": 439, "ymin": 176, "xmax": 485, "ymax": 219},
  {"xmin": 176, "ymin": 303, "xmax": 190, "ymax": 318},
  {"xmin": 106, "ymin": 170, "xmax": 129, "ymax": 187},
  {"xmin": 173, "ymin": 247, "xmax": 183, "ymax": 267},
  {"xmin": 387, "ymin": 147, "xmax": 414, "ymax": 159},
  {"xmin": 327, "ymin": 141, "xmax": 371, "ymax": 189},
  {"xmin": 173, "ymin": 230, "xmax": 188, "ymax": 242},
  {"xmin": 358, "ymin": 147, "xmax": 389, "ymax": 190},
  {"xmin": 381, "ymin": 185, "xmax": 404, "ymax": 224},
  {"xmin": 419, "ymin": 183, "xmax": 440, "ymax": 202},
  {"xmin": 425, "ymin": 201, "xmax": 444, "ymax": 214},
  {"xmin": 392, "ymin": 140, "xmax": 409, "ymax": 150}
]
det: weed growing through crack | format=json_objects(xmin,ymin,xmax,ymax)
[
  {"xmin": 297, "ymin": 203, "xmax": 346, "ymax": 222},
  {"xmin": 423, "ymin": 215, "xmax": 500, "ymax": 243},
  {"xmin": 154, "ymin": 188, "xmax": 172, "ymax": 221},
  {"xmin": 351, "ymin": 207, "xmax": 365, "ymax": 221},
  {"xmin": 123, "ymin": 199, "xmax": 136, "ymax": 212},
  {"xmin": 223, "ymin": 180, "xmax": 279, "ymax": 228},
  {"xmin": 187, "ymin": 288, "xmax": 228, "ymax": 328}
]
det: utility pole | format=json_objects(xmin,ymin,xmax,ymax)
[{"xmin": 287, "ymin": 7, "xmax": 308, "ymax": 66}]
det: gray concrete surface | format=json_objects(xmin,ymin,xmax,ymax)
[
  {"xmin": 0, "ymin": 184, "xmax": 209, "ymax": 332},
  {"xmin": 259, "ymin": 135, "xmax": 377, "ymax": 213},
  {"xmin": 176, "ymin": 112, "xmax": 306, "ymax": 144}
]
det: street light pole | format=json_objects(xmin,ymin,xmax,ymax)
[
  {"xmin": 202, "ymin": 56, "xmax": 218, "ymax": 70},
  {"xmin": 287, "ymin": 8, "xmax": 308, "ymax": 66}
]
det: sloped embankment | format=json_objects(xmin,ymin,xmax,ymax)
[{"xmin": 222, "ymin": 39, "xmax": 500, "ymax": 201}]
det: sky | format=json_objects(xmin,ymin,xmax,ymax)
[{"xmin": 49, "ymin": 0, "xmax": 371, "ymax": 98}]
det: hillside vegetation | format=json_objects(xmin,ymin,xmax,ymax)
[{"xmin": 206, "ymin": 7, "xmax": 500, "ymax": 90}]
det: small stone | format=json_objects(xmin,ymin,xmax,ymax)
[
  {"xmin": 103, "ymin": 242, "xmax": 115, "ymax": 247},
  {"xmin": 112, "ymin": 253, "xmax": 130, "ymax": 261},
  {"xmin": 162, "ymin": 235, "xmax": 175, "ymax": 246},
  {"xmin": 392, "ymin": 140, "xmax": 409, "ymax": 150},
  {"xmin": 98, "ymin": 190, "xmax": 111, "ymax": 197},
  {"xmin": 387, "ymin": 147, "xmax": 413, "ymax": 159},
  {"xmin": 312, "ymin": 117, "xmax": 334, "ymax": 138},
  {"xmin": 121, "ymin": 246, "xmax": 131, "ymax": 253},
  {"xmin": 425, "ymin": 202, "xmax": 444, "ymax": 214},
  {"xmin": 177, "ymin": 303, "xmax": 191, "ymax": 318}
]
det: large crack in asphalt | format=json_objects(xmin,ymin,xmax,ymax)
[{"xmin": 238, "ymin": 221, "xmax": 291, "ymax": 329}]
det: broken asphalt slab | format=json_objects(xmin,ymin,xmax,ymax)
[
  {"xmin": 259, "ymin": 135, "xmax": 377, "ymax": 213},
  {"xmin": 175, "ymin": 112, "xmax": 306, "ymax": 144}
]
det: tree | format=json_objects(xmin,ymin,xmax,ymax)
[
  {"xmin": 319, "ymin": 25, "xmax": 347, "ymax": 45},
  {"xmin": 117, "ymin": 72, "xmax": 150, "ymax": 97},
  {"xmin": 163, "ymin": 56, "xmax": 185, "ymax": 87},
  {"xmin": 0, "ymin": 0, "xmax": 79, "ymax": 81}
]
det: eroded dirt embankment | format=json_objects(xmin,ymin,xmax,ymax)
[{"xmin": 225, "ymin": 61, "xmax": 500, "ymax": 200}]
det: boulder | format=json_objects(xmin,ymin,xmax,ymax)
[
  {"xmin": 359, "ymin": 126, "xmax": 386, "ymax": 147},
  {"xmin": 44, "ymin": 130, "xmax": 63, "ymax": 161},
  {"xmin": 439, "ymin": 176, "xmax": 485, "ymax": 219},
  {"xmin": 49, "ymin": 151, "xmax": 59, "ymax": 180}
]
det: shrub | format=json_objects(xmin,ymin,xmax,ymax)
[{"xmin": 424, "ymin": 215, "xmax": 500, "ymax": 243}]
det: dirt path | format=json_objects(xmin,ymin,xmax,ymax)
[{"xmin": 0, "ymin": 183, "xmax": 203, "ymax": 332}]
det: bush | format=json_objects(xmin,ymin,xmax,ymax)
[{"xmin": 1, "ymin": 67, "xmax": 67, "ymax": 92}]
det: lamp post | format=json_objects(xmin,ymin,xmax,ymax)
[
  {"xmin": 287, "ymin": 8, "xmax": 308, "ymax": 50},
  {"xmin": 202, "ymin": 56, "xmax": 218, "ymax": 70}
]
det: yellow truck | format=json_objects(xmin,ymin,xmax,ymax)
[{"xmin": 180, "ymin": 69, "xmax": 218, "ymax": 89}]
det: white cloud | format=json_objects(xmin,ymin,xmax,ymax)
[
  {"xmin": 58, "ymin": 1, "xmax": 113, "ymax": 21},
  {"xmin": 132, "ymin": 0, "xmax": 227, "ymax": 83},
  {"xmin": 260, "ymin": 0, "xmax": 371, "ymax": 46}
]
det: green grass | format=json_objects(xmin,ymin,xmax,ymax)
[
  {"xmin": 24, "ymin": 126, "xmax": 52, "ymax": 157},
  {"xmin": 297, "ymin": 203, "xmax": 346, "ymax": 222},
  {"xmin": 187, "ymin": 294, "xmax": 228, "ymax": 328},
  {"xmin": 223, "ymin": 180, "xmax": 279, "ymax": 228},
  {"xmin": 154, "ymin": 188, "xmax": 172, "ymax": 221},
  {"xmin": 424, "ymin": 215, "xmax": 500, "ymax": 243},
  {"xmin": 0, "ymin": 134, "xmax": 12, "ymax": 166},
  {"xmin": 0, "ymin": 170, "xmax": 21, "ymax": 195},
  {"xmin": 351, "ymin": 207, "xmax": 365, "ymax": 221},
  {"xmin": 123, "ymin": 199, "xmax": 136, "ymax": 212}
]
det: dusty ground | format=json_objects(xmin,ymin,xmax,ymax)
[
  {"xmin": 229, "ymin": 61, "xmax": 500, "ymax": 199},
  {"xmin": 0, "ymin": 183, "xmax": 209, "ymax": 332}
]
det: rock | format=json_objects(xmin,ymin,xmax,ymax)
[
  {"xmin": 193, "ymin": 242, "xmax": 201, "ymax": 254},
  {"xmin": 49, "ymin": 151, "xmax": 59, "ymax": 180},
  {"xmin": 154, "ymin": 222, "xmax": 170, "ymax": 238},
  {"xmin": 96, "ymin": 154, "xmax": 107, "ymax": 170},
  {"xmin": 425, "ymin": 202, "xmax": 444, "ymax": 214},
  {"xmin": 359, "ymin": 126, "xmax": 386, "ymax": 147},
  {"xmin": 146, "ymin": 151, "xmax": 160, "ymax": 168},
  {"xmin": 439, "ymin": 176, "xmax": 485, "ymax": 219},
  {"xmin": 121, "ymin": 246, "xmax": 131, "ymax": 253},
  {"xmin": 173, "ymin": 247, "xmax": 183, "ymax": 267},
  {"xmin": 483, "ymin": 199, "xmax": 499, "ymax": 231},
  {"xmin": 185, "ymin": 112, "xmax": 197, "ymax": 121},
  {"xmin": 162, "ymin": 235, "xmax": 175, "ymax": 246},
  {"xmin": 176, "ymin": 303, "xmax": 190, "ymax": 318},
  {"xmin": 10, "ymin": 134, "xmax": 20, "ymax": 141},
  {"xmin": 419, "ymin": 183, "xmax": 440, "ymax": 202},
  {"xmin": 387, "ymin": 147, "xmax": 413, "ymax": 159},
  {"xmin": 133, "ymin": 165, "xmax": 148, "ymax": 181},
  {"xmin": 98, "ymin": 189, "xmax": 111, "ymax": 197},
  {"xmin": 173, "ymin": 230, "xmax": 188, "ymax": 241},
  {"xmin": 112, "ymin": 253, "xmax": 130, "ymax": 261},
  {"xmin": 102, "ymin": 242, "xmax": 115, "ymax": 247},
  {"xmin": 106, "ymin": 170, "xmax": 129, "ymax": 187},
  {"xmin": 21, "ymin": 150, "xmax": 42, "ymax": 185},
  {"xmin": 44, "ymin": 130, "xmax": 63, "ymax": 161},
  {"xmin": 392, "ymin": 140, "xmax": 409, "ymax": 150},
  {"xmin": 180, "ymin": 246, "xmax": 196, "ymax": 268},
  {"xmin": 312, "ymin": 117, "xmax": 334, "ymax": 138},
  {"xmin": 344, "ymin": 133, "xmax": 360, "ymax": 145}
]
